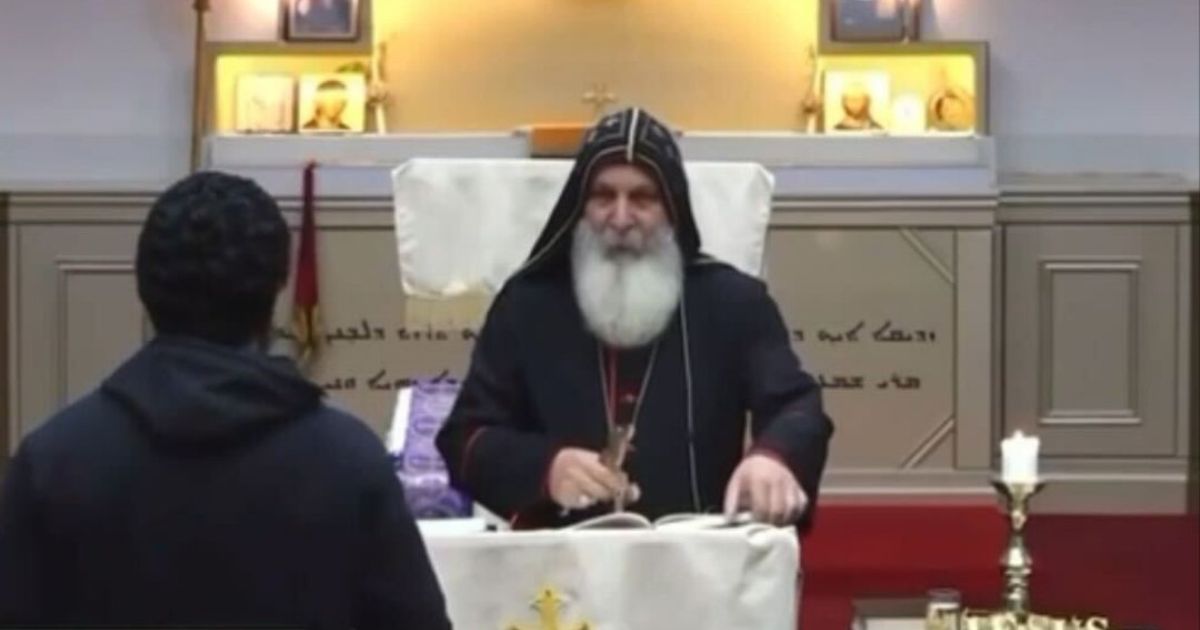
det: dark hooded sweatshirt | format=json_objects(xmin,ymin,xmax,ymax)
[
  {"xmin": 0, "ymin": 336, "xmax": 451, "ymax": 629},
  {"xmin": 437, "ymin": 108, "xmax": 834, "ymax": 529}
]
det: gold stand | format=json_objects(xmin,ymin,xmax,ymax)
[
  {"xmin": 940, "ymin": 480, "xmax": 1110, "ymax": 630},
  {"xmin": 991, "ymin": 479, "xmax": 1044, "ymax": 621},
  {"xmin": 189, "ymin": 0, "xmax": 211, "ymax": 172}
]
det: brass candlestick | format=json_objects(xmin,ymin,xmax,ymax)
[
  {"xmin": 947, "ymin": 477, "xmax": 1109, "ymax": 628},
  {"xmin": 991, "ymin": 479, "xmax": 1044, "ymax": 622},
  {"xmin": 189, "ymin": 0, "xmax": 211, "ymax": 172}
]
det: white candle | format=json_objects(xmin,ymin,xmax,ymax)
[{"xmin": 1000, "ymin": 430, "xmax": 1040, "ymax": 483}]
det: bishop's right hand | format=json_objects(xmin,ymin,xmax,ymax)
[{"xmin": 548, "ymin": 448, "xmax": 638, "ymax": 511}]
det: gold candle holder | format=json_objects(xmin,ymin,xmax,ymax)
[
  {"xmin": 946, "ymin": 478, "xmax": 1108, "ymax": 629},
  {"xmin": 991, "ymin": 478, "xmax": 1044, "ymax": 622}
]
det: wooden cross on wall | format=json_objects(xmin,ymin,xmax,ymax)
[{"xmin": 582, "ymin": 83, "xmax": 618, "ymax": 119}]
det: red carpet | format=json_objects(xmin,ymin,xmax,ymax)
[{"xmin": 799, "ymin": 506, "xmax": 1199, "ymax": 630}]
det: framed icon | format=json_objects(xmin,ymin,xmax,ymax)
[
  {"xmin": 823, "ymin": 70, "xmax": 891, "ymax": 134},
  {"xmin": 234, "ymin": 74, "xmax": 296, "ymax": 134},
  {"xmin": 297, "ymin": 73, "xmax": 367, "ymax": 134}
]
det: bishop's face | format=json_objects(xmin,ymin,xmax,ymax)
[
  {"xmin": 581, "ymin": 163, "xmax": 669, "ymax": 257},
  {"xmin": 572, "ymin": 161, "xmax": 682, "ymax": 349}
]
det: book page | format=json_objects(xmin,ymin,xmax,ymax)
[
  {"xmin": 653, "ymin": 512, "xmax": 759, "ymax": 531},
  {"xmin": 565, "ymin": 511, "xmax": 766, "ymax": 531},
  {"xmin": 565, "ymin": 512, "xmax": 653, "ymax": 530}
]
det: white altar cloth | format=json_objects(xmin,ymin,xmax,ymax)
[{"xmin": 421, "ymin": 523, "xmax": 800, "ymax": 630}]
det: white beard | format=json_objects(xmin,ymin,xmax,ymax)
[{"xmin": 571, "ymin": 221, "xmax": 683, "ymax": 348}]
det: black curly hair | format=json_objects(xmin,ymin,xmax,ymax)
[{"xmin": 136, "ymin": 171, "xmax": 290, "ymax": 346}]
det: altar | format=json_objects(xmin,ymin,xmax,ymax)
[{"xmin": 418, "ymin": 521, "xmax": 801, "ymax": 630}]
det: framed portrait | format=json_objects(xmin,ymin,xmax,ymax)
[
  {"xmin": 830, "ymin": 0, "xmax": 919, "ymax": 43},
  {"xmin": 234, "ymin": 74, "xmax": 296, "ymax": 134},
  {"xmin": 297, "ymin": 73, "xmax": 367, "ymax": 134},
  {"xmin": 284, "ymin": 0, "xmax": 361, "ymax": 42},
  {"xmin": 823, "ymin": 70, "xmax": 891, "ymax": 134}
]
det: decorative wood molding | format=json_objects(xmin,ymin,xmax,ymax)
[
  {"xmin": 899, "ymin": 228, "xmax": 955, "ymax": 285},
  {"xmin": 956, "ymin": 228, "xmax": 996, "ymax": 469},
  {"xmin": 1178, "ymin": 224, "xmax": 1195, "ymax": 461},
  {"xmin": 900, "ymin": 413, "xmax": 956, "ymax": 469},
  {"xmin": 999, "ymin": 179, "xmax": 1193, "ymax": 225},
  {"xmin": 1037, "ymin": 259, "xmax": 1142, "ymax": 427},
  {"xmin": 823, "ymin": 464, "xmax": 1190, "ymax": 513},
  {"xmin": 999, "ymin": 173, "xmax": 1194, "ymax": 197},
  {"xmin": 774, "ymin": 195, "xmax": 996, "ymax": 209},
  {"xmin": 998, "ymin": 175, "xmax": 1194, "ymax": 226},
  {"xmin": 53, "ymin": 258, "xmax": 137, "ymax": 409}
]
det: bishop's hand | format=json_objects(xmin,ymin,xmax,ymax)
[
  {"xmin": 547, "ymin": 448, "xmax": 639, "ymax": 511},
  {"xmin": 723, "ymin": 453, "xmax": 808, "ymax": 526}
]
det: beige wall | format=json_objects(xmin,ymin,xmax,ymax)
[
  {"xmin": 210, "ymin": 0, "xmax": 824, "ymax": 132},
  {"xmin": 376, "ymin": 0, "xmax": 819, "ymax": 130}
]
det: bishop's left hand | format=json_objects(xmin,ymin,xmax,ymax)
[{"xmin": 722, "ymin": 454, "xmax": 808, "ymax": 526}]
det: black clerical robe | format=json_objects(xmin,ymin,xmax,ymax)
[
  {"xmin": 435, "ymin": 107, "xmax": 833, "ymax": 528},
  {"xmin": 437, "ymin": 263, "xmax": 832, "ymax": 528}
]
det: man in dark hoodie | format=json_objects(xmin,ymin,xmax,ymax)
[{"xmin": 0, "ymin": 172, "xmax": 452, "ymax": 629}]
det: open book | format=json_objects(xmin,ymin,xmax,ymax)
[{"xmin": 566, "ymin": 511, "xmax": 762, "ymax": 531}]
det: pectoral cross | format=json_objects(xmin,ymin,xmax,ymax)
[
  {"xmin": 505, "ymin": 587, "xmax": 590, "ymax": 630},
  {"xmin": 599, "ymin": 423, "xmax": 634, "ymax": 512},
  {"xmin": 581, "ymin": 83, "xmax": 618, "ymax": 119}
]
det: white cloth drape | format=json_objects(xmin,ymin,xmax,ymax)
[
  {"xmin": 392, "ymin": 158, "xmax": 774, "ymax": 298},
  {"xmin": 423, "ymin": 526, "xmax": 800, "ymax": 630}
]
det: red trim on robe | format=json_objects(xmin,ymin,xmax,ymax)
[
  {"xmin": 509, "ymin": 445, "xmax": 568, "ymax": 530},
  {"xmin": 747, "ymin": 443, "xmax": 791, "ymax": 469}
]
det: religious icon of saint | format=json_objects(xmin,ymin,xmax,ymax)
[
  {"xmin": 823, "ymin": 70, "xmax": 891, "ymax": 134},
  {"xmin": 298, "ymin": 74, "xmax": 366, "ymax": 134},
  {"xmin": 303, "ymin": 80, "xmax": 351, "ymax": 131},
  {"xmin": 834, "ymin": 82, "xmax": 885, "ymax": 131}
]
